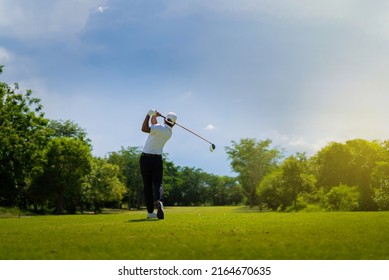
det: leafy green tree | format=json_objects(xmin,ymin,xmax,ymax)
[
  {"xmin": 31, "ymin": 137, "xmax": 92, "ymax": 214},
  {"xmin": 346, "ymin": 139, "xmax": 382, "ymax": 210},
  {"xmin": 257, "ymin": 169, "xmax": 283, "ymax": 210},
  {"xmin": 258, "ymin": 154, "xmax": 316, "ymax": 211},
  {"xmin": 315, "ymin": 139, "xmax": 383, "ymax": 210},
  {"xmin": 371, "ymin": 162, "xmax": 389, "ymax": 210},
  {"xmin": 280, "ymin": 154, "xmax": 316, "ymax": 210},
  {"xmin": 226, "ymin": 138, "xmax": 282, "ymax": 208},
  {"xmin": 206, "ymin": 174, "xmax": 240, "ymax": 206},
  {"xmin": 163, "ymin": 160, "xmax": 182, "ymax": 206},
  {"xmin": 1, "ymin": 67, "xmax": 50, "ymax": 207},
  {"xmin": 315, "ymin": 142, "xmax": 353, "ymax": 190},
  {"xmin": 226, "ymin": 182, "xmax": 245, "ymax": 205},
  {"xmin": 177, "ymin": 166, "xmax": 206, "ymax": 206},
  {"xmin": 48, "ymin": 119, "xmax": 91, "ymax": 145},
  {"xmin": 83, "ymin": 158, "xmax": 126, "ymax": 213},
  {"xmin": 28, "ymin": 119, "xmax": 93, "ymax": 212},
  {"xmin": 107, "ymin": 147, "xmax": 142, "ymax": 209}
]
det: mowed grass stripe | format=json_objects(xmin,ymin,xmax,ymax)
[{"xmin": 1, "ymin": 207, "xmax": 388, "ymax": 260}]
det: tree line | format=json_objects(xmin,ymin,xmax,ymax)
[
  {"xmin": 2, "ymin": 65, "xmax": 389, "ymax": 213},
  {"xmin": 227, "ymin": 135, "xmax": 389, "ymax": 212}
]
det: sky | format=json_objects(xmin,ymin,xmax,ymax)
[{"xmin": 1, "ymin": 0, "xmax": 389, "ymax": 176}]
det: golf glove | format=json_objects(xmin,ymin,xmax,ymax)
[{"xmin": 148, "ymin": 109, "xmax": 157, "ymax": 117}]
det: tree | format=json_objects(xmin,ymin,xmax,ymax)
[
  {"xmin": 226, "ymin": 183, "xmax": 245, "ymax": 205},
  {"xmin": 315, "ymin": 139, "xmax": 383, "ymax": 210},
  {"xmin": 226, "ymin": 138, "xmax": 282, "ymax": 208},
  {"xmin": 257, "ymin": 169, "xmax": 283, "ymax": 210},
  {"xmin": 346, "ymin": 139, "xmax": 382, "ymax": 210},
  {"xmin": 176, "ymin": 166, "xmax": 206, "ymax": 206},
  {"xmin": 1, "ymin": 67, "xmax": 50, "ymax": 207},
  {"xmin": 48, "ymin": 119, "xmax": 91, "ymax": 145},
  {"xmin": 107, "ymin": 147, "xmax": 143, "ymax": 209},
  {"xmin": 315, "ymin": 142, "xmax": 353, "ymax": 190},
  {"xmin": 371, "ymin": 162, "xmax": 389, "ymax": 210},
  {"xmin": 163, "ymin": 159, "xmax": 181, "ymax": 206},
  {"xmin": 258, "ymin": 154, "xmax": 316, "ymax": 211},
  {"xmin": 279, "ymin": 154, "xmax": 316, "ymax": 210},
  {"xmin": 82, "ymin": 158, "xmax": 126, "ymax": 213},
  {"xmin": 206, "ymin": 174, "xmax": 240, "ymax": 206},
  {"xmin": 31, "ymin": 137, "xmax": 92, "ymax": 214}
]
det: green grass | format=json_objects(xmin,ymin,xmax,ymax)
[{"xmin": 1, "ymin": 206, "xmax": 388, "ymax": 260}]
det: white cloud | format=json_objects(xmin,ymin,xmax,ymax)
[
  {"xmin": 97, "ymin": 6, "xmax": 109, "ymax": 14},
  {"xmin": 262, "ymin": 130, "xmax": 334, "ymax": 156},
  {"xmin": 205, "ymin": 124, "xmax": 215, "ymax": 130}
]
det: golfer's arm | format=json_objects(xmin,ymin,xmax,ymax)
[
  {"xmin": 151, "ymin": 115, "xmax": 158, "ymax": 125},
  {"xmin": 141, "ymin": 115, "xmax": 151, "ymax": 133}
]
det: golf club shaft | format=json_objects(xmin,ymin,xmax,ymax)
[{"xmin": 159, "ymin": 114, "xmax": 214, "ymax": 146}]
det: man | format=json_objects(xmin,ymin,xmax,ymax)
[{"xmin": 140, "ymin": 109, "xmax": 177, "ymax": 219}]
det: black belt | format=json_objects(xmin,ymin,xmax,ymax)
[{"xmin": 141, "ymin": 153, "xmax": 162, "ymax": 158}]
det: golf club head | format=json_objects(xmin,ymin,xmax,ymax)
[{"xmin": 210, "ymin": 143, "xmax": 216, "ymax": 152}]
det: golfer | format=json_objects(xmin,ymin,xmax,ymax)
[{"xmin": 140, "ymin": 109, "xmax": 177, "ymax": 219}]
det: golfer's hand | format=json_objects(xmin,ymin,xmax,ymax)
[{"xmin": 148, "ymin": 109, "xmax": 157, "ymax": 117}]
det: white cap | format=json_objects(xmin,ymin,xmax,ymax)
[{"xmin": 165, "ymin": 112, "xmax": 177, "ymax": 124}]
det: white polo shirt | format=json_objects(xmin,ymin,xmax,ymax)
[{"xmin": 142, "ymin": 123, "xmax": 172, "ymax": 155}]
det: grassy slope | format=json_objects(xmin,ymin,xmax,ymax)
[{"xmin": 1, "ymin": 206, "xmax": 388, "ymax": 260}]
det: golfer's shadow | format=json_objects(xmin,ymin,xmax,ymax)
[{"xmin": 127, "ymin": 218, "xmax": 159, "ymax": 223}]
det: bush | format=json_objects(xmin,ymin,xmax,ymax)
[
  {"xmin": 325, "ymin": 184, "xmax": 360, "ymax": 211},
  {"xmin": 373, "ymin": 188, "xmax": 389, "ymax": 210},
  {"xmin": 300, "ymin": 204, "xmax": 325, "ymax": 212},
  {"xmin": 0, "ymin": 207, "xmax": 31, "ymax": 217}
]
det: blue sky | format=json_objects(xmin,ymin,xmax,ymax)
[{"xmin": 1, "ymin": 0, "xmax": 389, "ymax": 176}]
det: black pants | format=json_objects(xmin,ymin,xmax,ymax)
[{"xmin": 140, "ymin": 154, "xmax": 164, "ymax": 213}]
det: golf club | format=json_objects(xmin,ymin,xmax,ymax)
[{"xmin": 159, "ymin": 113, "xmax": 216, "ymax": 152}]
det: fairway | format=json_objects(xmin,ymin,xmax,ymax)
[{"xmin": 1, "ymin": 207, "xmax": 388, "ymax": 260}]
